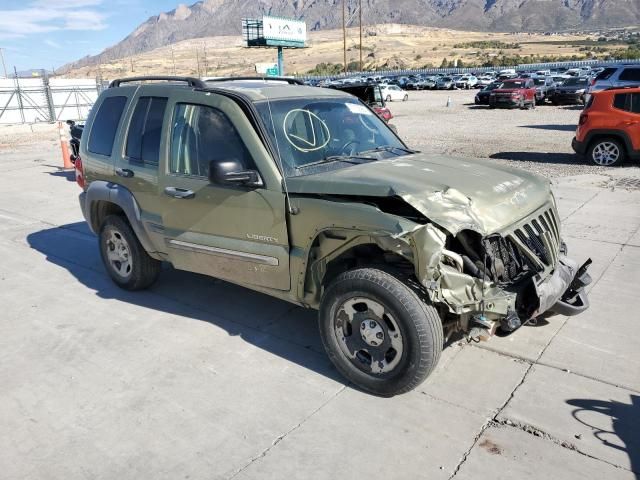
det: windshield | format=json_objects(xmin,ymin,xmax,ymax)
[
  {"xmin": 255, "ymin": 97, "xmax": 407, "ymax": 177},
  {"xmin": 562, "ymin": 78, "xmax": 588, "ymax": 86},
  {"xmin": 499, "ymin": 80, "xmax": 525, "ymax": 89}
]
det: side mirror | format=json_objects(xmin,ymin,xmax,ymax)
[
  {"xmin": 66, "ymin": 119, "xmax": 75, "ymax": 126},
  {"xmin": 209, "ymin": 159, "xmax": 263, "ymax": 188}
]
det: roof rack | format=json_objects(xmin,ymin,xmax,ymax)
[
  {"xmin": 204, "ymin": 76, "xmax": 304, "ymax": 85},
  {"xmin": 109, "ymin": 76, "xmax": 207, "ymax": 89}
]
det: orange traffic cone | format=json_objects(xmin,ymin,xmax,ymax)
[{"xmin": 58, "ymin": 121, "xmax": 74, "ymax": 170}]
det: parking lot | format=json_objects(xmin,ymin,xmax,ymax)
[{"xmin": 1, "ymin": 96, "xmax": 639, "ymax": 479}]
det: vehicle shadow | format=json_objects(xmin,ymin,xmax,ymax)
[
  {"xmin": 490, "ymin": 151, "xmax": 581, "ymax": 164},
  {"xmin": 46, "ymin": 169, "xmax": 76, "ymax": 182},
  {"xmin": 26, "ymin": 222, "xmax": 345, "ymax": 386},
  {"xmin": 519, "ymin": 124, "xmax": 577, "ymax": 132},
  {"xmin": 566, "ymin": 395, "xmax": 639, "ymax": 477}
]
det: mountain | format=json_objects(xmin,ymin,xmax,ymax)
[{"xmin": 61, "ymin": 0, "xmax": 640, "ymax": 71}]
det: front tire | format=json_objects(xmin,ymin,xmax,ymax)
[
  {"xmin": 588, "ymin": 138, "xmax": 626, "ymax": 166},
  {"xmin": 403, "ymin": 94, "xmax": 409, "ymax": 102},
  {"xmin": 319, "ymin": 267, "xmax": 443, "ymax": 397},
  {"xmin": 99, "ymin": 215, "xmax": 161, "ymax": 290},
  {"xmin": 386, "ymin": 95, "xmax": 392, "ymax": 102}
]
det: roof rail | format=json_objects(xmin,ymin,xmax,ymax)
[
  {"xmin": 204, "ymin": 76, "xmax": 304, "ymax": 85},
  {"xmin": 604, "ymin": 85, "xmax": 640, "ymax": 91},
  {"xmin": 109, "ymin": 76, "xmax": 206, "ymax": 89}
]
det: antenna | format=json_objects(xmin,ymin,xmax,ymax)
[{"xmin": 264, "ymin": 85, "xmax": 299, "ymax": 215}]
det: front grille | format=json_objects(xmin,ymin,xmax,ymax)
[
  {"xmin": 507, "ymin": 207, "xmax": 561, "ymax": 272},
  {"xmin": 484, "ymin": 235, "xmax": 534, "ymax": 284}
]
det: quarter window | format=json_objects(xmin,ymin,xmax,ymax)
[
  {"xmin": 631, "ymin": 93, "xmax": 640, "ymax": 114},
  {"xmin": 88, "ymin": 96, "xmax": 127, "ymax": 157},
  {"xmin": 125, "ymin": 96, "xmax": 168, "ymax": 165},
  {"xmin": 169, "ymin": 103, "xmax": 253, "ymax": 178},
  {"xmin": 613, "ymin": 93, "xmax": 630, "ymax": 111}
]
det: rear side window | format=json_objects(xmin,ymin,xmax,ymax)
[
  {"xmin": 632, "ymin": 94, "xmax": 640, "ymax": 114},
  {"xmin": 619, "ymin": 68, "xmax": 640, "ymax": 82},
  {"xmin": 613, "ymin": 93, "xmax": 630, "ymax": 111},
  {"xmin": 125, "ymin": 96, "xmax": 168, "ymax": 165},
  {"xmin": 169, "ymin": 103, "xmax": 253, "ymax": 178},
  {"xmin": 595, "ymin": 67, "xmax": 617, "ymax": 81},
  {"xmin": 88, "ymin": 96, "xmax": 127, "ymax": 157}
]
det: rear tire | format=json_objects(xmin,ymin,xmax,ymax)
[
  {"xmin": 99, "ymin": 215, "xmax": 161, "ymax": 290},
  {"xmin": 319, "ymin": 267, "xmax": 443, "ymax": 397},
  {"xmin": 403, "ymin": 94, "xmax": 409, "ymax": 102},
  {"xmin": 588, "ymin": 138, "xmax": 626, "ymax": 167}
]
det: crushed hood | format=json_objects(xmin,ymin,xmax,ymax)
[{"xmin": 287, "ymin": 153, "xmax": 551, "ymax": 235}]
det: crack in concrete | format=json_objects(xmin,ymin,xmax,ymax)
[
  {"xmin": 559, "ymin": 189, "xmax": 601, "ymax": 221},
  {"xmin": 228, "ymin": 385, "xmax": 346, "ymax": 479},
  {"xmin": 494, "ymin": 417, "xmax": 635, "ymax": 474},
  {"xmin": 470, "ymin": 343, "xmax": 640, "ymax": 394},
  {"xmin": 448, "ymin": 362, "xmax": 534, "ymax": 479}
]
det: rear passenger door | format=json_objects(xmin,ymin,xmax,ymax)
[
  {"xmin": 158, "ymin": 90, "xmax": 291, "ymax": 291},
  {"xmin": 114, "ymin": 85, "xmax": 169, "ymax": 251}
]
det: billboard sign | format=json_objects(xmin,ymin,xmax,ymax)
[{"xmin": 263, "ymin": 16, "xmax": 306, "ymax": 46}]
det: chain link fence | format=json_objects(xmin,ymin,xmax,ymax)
[{"xmin": 0, "ymin": 76, "xmax": 105, "ymax": 124}]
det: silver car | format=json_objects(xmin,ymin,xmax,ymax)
[
  {"xmin": 455, "ymin": 76, "xmax": 478, "ymax": 89},
  {"xmin": 436, "ymin": 77, "xmax": 455, "ymax": 90},
  {"xmin": 587, "ymin": 65, "xmax": 640, "ymax": 99}
]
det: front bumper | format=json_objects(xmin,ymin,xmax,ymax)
[
  {"xmin": 551, "ymin": 92, "xmax": 584, "ymax": 104},
  {"xmin": 538, "ymin": 256, "xmax": 591, "ymax": 317},
  {"xmin": 489, "ymin": 97, "xmax": 521, "ymax": 108}
]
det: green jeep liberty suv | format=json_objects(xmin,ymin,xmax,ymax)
[{"xmin": 77, "ymin": 76, "xmax": 591, "ymax": 396}]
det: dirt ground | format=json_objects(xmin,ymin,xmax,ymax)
[
  {"xmin": 390, "ymin": 89, "xmax": 640, "ymax": 178},
  {"xmin": 4, "ymin": 89, "xmax": 639, "ymax": 181},
  {"xmin": 62, "ymin": 24, "xmax": 602, "ymax": 78}
]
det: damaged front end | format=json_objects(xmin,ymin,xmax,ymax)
[{"xmin": 405, "ymin": 202, "xmax": 591, "ymax": 341}]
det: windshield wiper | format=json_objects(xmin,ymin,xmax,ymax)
[
  {"xmin": 296, "ymin": 155, "xmax": 377, "ymax": 169},
  {"xmin": 360, "ymin": 145, "xmax": 420, "ymax": 156}
]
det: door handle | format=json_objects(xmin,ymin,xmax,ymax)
[
  {"xmin": 164, "ymin": 187, "xmax": 195, "ymax": 199},
  {"xmin": 116, "ymin": 168, "xmax": 134, "ymax": 178}
]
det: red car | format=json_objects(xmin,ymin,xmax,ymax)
[
  {"xmin": 489, "ymin": 78, "xmax": 537, "ymax": 109},
  {"xmin": 572, "ymin": 86, "xmax": 640, "ymax": 166}
]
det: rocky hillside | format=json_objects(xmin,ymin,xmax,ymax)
[{"xmin": 61, "ymin": 0, "xmax": 640, "ymax": 72}]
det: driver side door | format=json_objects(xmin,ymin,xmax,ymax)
[{"xmin": 159, "ymin": 92, "xmax": 290, "ymax": 291}]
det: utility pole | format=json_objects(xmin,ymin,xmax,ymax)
[
  {"xmin": 0, "ymin": 48, "xmax": 8, "ymax": 78},
  {"xmin": 170, "ymin": 45, "xmax": 176, "ymax": 75},
  {"xmin": 202, "ymin": 43, "xmax": 210, "ymax": 77},
  {"xmin": 342, "ymin": 0, "xmax": 347, "ymax": 74},
  {"xmin": 359, "ymin": 0, "xmax": 363, "ymax": 71},
  {"xmin": 195, "ymin": 47, "xmax": 201, "ymax": 77}
]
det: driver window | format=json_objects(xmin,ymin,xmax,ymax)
[{"xmin": 169, "ymin": 103, "xmax": 254, "ymax": 178}]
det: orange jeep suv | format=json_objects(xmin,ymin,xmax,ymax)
[{"xmin": 572, "ymin": 86, "xmax": 640, "ymax": 166}]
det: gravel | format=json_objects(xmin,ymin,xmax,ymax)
[
  {"xmin": 390, "ymin": 89, "xmax": 640, "ymax": 180},
  {"xmin": 1, "ymin": 90, "xmax": 639, "ymax": 181}
]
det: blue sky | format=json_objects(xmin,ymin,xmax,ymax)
[{"xmin": 0, "ymin": 0, "xmax": 184, "ymax": 72}]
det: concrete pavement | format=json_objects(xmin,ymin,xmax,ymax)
[{"xmin": 0, "ymin": 140, "xmax": 638, "ymax": 480}]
